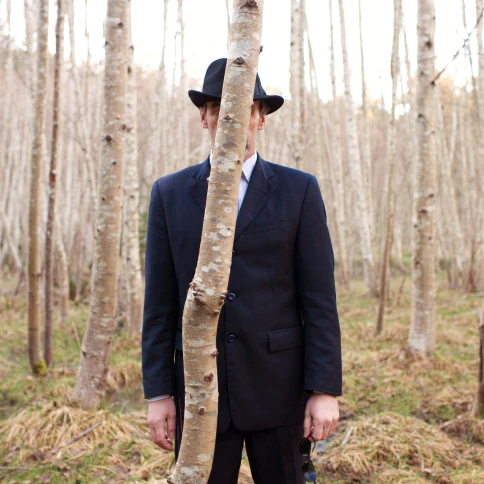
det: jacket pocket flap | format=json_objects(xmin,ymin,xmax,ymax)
[
  {"xmin": 252, "ymin": 219, "xmax": 290, "ymax": 233},
  {"xmin": 174, "ymin": 330, "xmax": 183, "ymax": 351},
  {"xmin": 267, "ymin": 326, "xmax": 303, "ymax": 352}
]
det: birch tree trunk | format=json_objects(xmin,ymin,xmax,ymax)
[
  {"xmin": 376, "ymin": 0, "xmax": 401, "ymax": 334},
  {"xmin": 28, "ymin": 0, "xmax": 49, "ymax": 376},
  {"xmin": 0, "ymin": 0, "xmax": 12, "ymax": 172},
  {"xmin": 338, "ymin": 0, "xmax": 377, "ymax": 297},
  {"xmin": 471, "ymin": 297, "xmax": 484, "ymax": 418},
  {"xmin": 289, "ymin": 0, "xmax": 303, "ymax": 168},
  {"xmin": 178, "ymin": 0, "xmax": 189, "ymax": 169},
  {"xmin": 328, "ymin": 0, "xmax": 350, "ymax": 290},
  {"xmin": 168, "ymin": 1, "xmax": 264, "ymax": 482},
  {"xmin": 73, "ymin": 0, "xmax": 128, "ymax": 409},
  {"xmin": 55, "ymin": 215, "xmax": 70, "ymax": 325},
  {"xmin": 123, "ymin": 0, "xmax": 143, "ymax": 335},
  {"xmin": 297, "ymin": 0, "xmax": 306, "ymax": 168},
  {"xmin": 151, "ymin": 0, "xmax": 169, "ymax": 179},
  {"xmin": 407, "ymin": 0, "xmax": 436, "ymax": 356},
  {"xmin": 44, "ymin": 0, "xmax": 65, "ymax": 367},
  {"xmin": 358, "ymin": 0, "xmax": 375, "ymax": 255}
]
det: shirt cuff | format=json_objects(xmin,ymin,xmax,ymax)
[{"xmin": 146, "ymin": 394, "xmax": 172, "ymax": 403}]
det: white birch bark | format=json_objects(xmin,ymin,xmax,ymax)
[
  {"xmin": 358, "ymin": 0, "xmax": 375, "ymax": 254},
  {"xmin": 407, "ymin": 0, "xmax": 436, "ymax": 356},
  {"xmin": 168, "ymin": 1, "xmax": 265, "ymax": 481},
  {"xmin": 73, "ymin": 0, "xmax": 128, "ymax": 409},
  {"xmin": 328, "ymin": 0, "xmax": 350, "ymax": 289},
  {"xmin": 149, "ymin": 0, "xmax": 169, "ymax": 180},
  {"xmin": 338, "ymin": 0, "xmax": 377, "ymax": 296},
  {"xmin": 376, "ymin": 0, "xmax": 401, "ymax": 334},
  {"xmin": 0, "ymin": 0, "xmax": 12, "ymax": 173},
  {"xmin": 289, "ymin": 0, "xmax": 303, "ymax": 168},
  {"xmin": 122, "ymin": 0, "xmax": 143, "ymax": 335},
  {"xmin": 44, "ymin": 0, "xmax": 65, "ymax": 367},
  {"xmin": 55, "ymin": 214, "xmax": 70, "ymax": 324},
  {"xmin": 178, "ymin": 0, "xmax": 189, "ymax": 170},
  {"xmin": 434, "ymin": 86, "xmax": 463, "ymax": 286}
]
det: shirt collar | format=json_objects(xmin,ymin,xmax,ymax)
[{"xmin": 209, "ymin": 150, "xmax": 258, "ymax": 182}]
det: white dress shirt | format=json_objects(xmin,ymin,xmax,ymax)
[{"xmin": 146, "ymin": 151, "xmax": 322, "ymax": 402}]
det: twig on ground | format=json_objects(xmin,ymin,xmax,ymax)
[
  {"xmin": 340, "ymin": 424, "xmax": 354, "ymax": 447},
  {"xmin": 51, "ymin": 421, "xmax": 102, "ymax": 454}
]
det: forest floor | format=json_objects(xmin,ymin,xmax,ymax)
[{"xmin": 0, "ymin": 272, "xmax": 483, "ymax": 483}]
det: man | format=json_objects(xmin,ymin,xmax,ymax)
[{"xmin": 142, "ymin": 58, "xmax": 342, "ymax": 483}]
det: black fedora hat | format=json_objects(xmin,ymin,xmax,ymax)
[{"xmin": 188, "ymin": 58, "xmax": 284, "ymax": 115}]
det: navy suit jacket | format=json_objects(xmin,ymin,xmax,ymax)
[{"xmin": 141, "ymin": 153, "xmax": 342, "ymax": 433}]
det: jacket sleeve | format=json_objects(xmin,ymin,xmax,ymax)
[
  {"xmin": 296, "ymin": 175, "xmax": 342, "ymax": 396},
  {"xmin": 141, "ymin": 179, "xmax": 178, "ymax": 399}
]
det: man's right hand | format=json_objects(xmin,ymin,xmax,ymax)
[{"xmin": 147, "ymin": 398, "xmax": 177, "ymax": 451}]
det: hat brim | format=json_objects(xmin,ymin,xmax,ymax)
[{"xmin": 188, "ymin": 90, "xmax": 284, "ymax": 115}]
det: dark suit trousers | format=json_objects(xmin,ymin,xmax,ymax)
[{"xmin": 174, "ymin": 402, "xmax": 306, "ymax": 484}]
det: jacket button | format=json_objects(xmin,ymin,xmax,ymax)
[
  {"xmin": 232, "ymin": 249, "xmax": 235, "ymax": 255},
  {"xmin": 227, "ymin": 333, "xmax": 237, "ymax": 343},
  {"xmin": 227, "ymin": 292, "xmax": 236, "ymax": 301}
]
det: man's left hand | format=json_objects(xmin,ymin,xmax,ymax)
[{"xmin": 304, "ymin": 392, "xmax": 339, "ymax": 442}]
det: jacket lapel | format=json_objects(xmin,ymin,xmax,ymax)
[
  {"xmin": 189, "ymin": 154, "xmax": 211, "ymax": 214},
  {"xmin": 189, "ymin": 153, "xmax": 277, "ymax": 242}
]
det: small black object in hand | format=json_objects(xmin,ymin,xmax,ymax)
[{"xmin": 299, "ymin": 437, "xmax": 317, "ymax": 482}]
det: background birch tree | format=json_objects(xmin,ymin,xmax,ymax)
[
  {"xmin": 27, "ymin": 0, "xmax": 49, "ymax": 376},
  {"xmin": 122, "ymin": 0, "xmax": 143, "ymax": 336},
  {"xmin": 44, "ymin": 0, "xmax": 65, "ymax": 367},
  {"xmin": 73, "ymin": 0, "xmax": 128, "ymax": 409},
  {"xmin": 376, "ymin": 0, "xmax": 402, "ymax": 334},
  {"xmin": 338, "ymin": 0, "xmax": 377, "ymax": 297},
  {"xmin": 407, "ymin": 0, "xmax": 437, "ymax": 356}
]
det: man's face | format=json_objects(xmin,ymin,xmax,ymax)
[{"xmin": 200, "ymin": 100, "xmax": 266, "ymax": 161}]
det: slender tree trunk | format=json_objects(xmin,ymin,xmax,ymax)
[
  {"xmin": 73, "ymin": 0, "xmax": 128, "ymax": 409},
  {"xmin": 55, "ymin": 214, "xmax": 70, "ymax": 324},
  {"xmin": 328, "ymin": 0, "xmax": 350, "ymax": 290},
  {"xmin": 289, "ymin": 0, "xmax": 303, "ymax": 168},
  {"xmin": 358, "ymin": 0, "xmax": 375, "ymax": 256},
  {"xmin": 168, "ymin": 1, "xmax": 264, "ymax": 482},
  {"xmin": 44, "ymin": 0, "xmax": 65, "ymax": 367},
  {"xmin": 434, "ymin": 86, "xmax": 463, "ymax": 287},
  {"xmin": 28, "ymin": 0, "xmax": 49, "ymax": 376},
  {"xmin": 471, "ymin": 297, "xmax": 484, "ymax": 418},
  {"xmin": 151, "ymin": 0, "xmax": 169, "ymax": 180},
  {"xmin": 123, "ymin": 0, "xmax": 143, "ymax": 335},
  {"xmin": 297, "ymin": 0, "xmax": 306, "ymax": 168},
  {"xmin": 338, "ymin": 0, "xmax": 377, "ymax": 297},
  {"xmin": 24, "ymin": 0, "xmax": 37, "ymax": 100},
  {"xmin": 0, "ymin": 0, "xmax": 12, "ymax": 172},
  {"xmin": 407, "ymin": 0, "xmax": 436, "ymax": 356},
  {"xmin": 178, "ymin": 0, "xmax": 189, "ymax": 169},
  {"xmin": 376, "ymin": 0, "xmax": 401, "ymax": 335}
]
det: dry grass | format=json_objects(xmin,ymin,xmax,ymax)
[
  {"xmin": 318, "ymin": 412, "xmax": 459, "ymax": 478},
  {"xmin": 1, "ymin": 274, "xmax": 484, "ymax": 482},
  {"xmin": 0, "ymin": 396, "xmax": 174, "ymax": 482}
]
